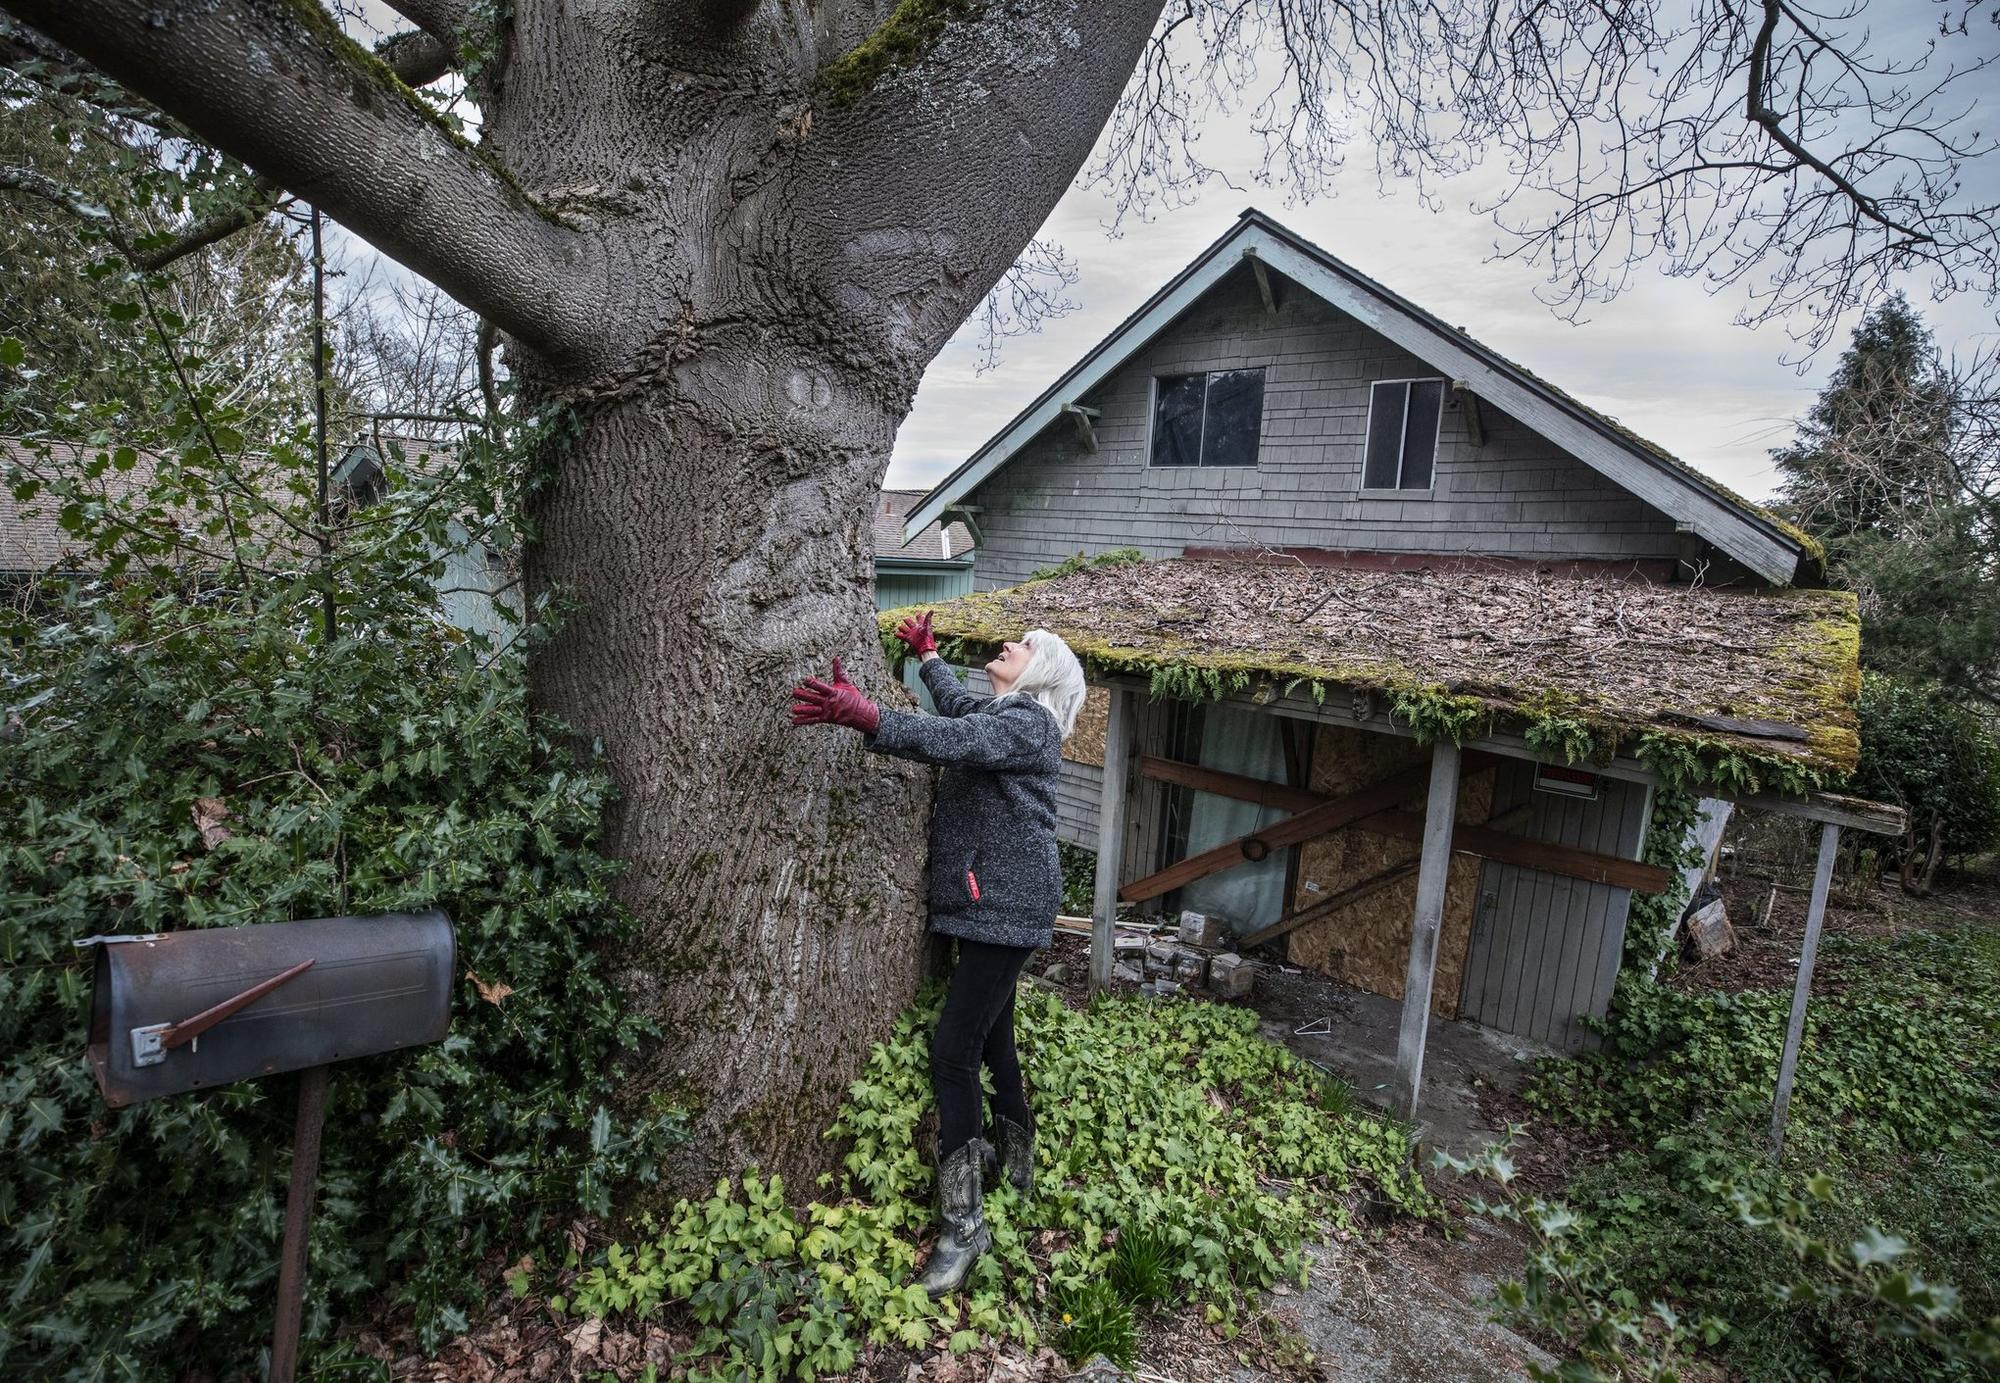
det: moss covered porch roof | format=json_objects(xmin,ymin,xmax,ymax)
[{"xmin": 880, "ymin": 555, "xmax": 1862, "ymax": 790}]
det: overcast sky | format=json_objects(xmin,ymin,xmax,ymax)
[
  {"xmin": 335, "ymin": 2, "xmax": 1996, "ymax": 506},
  {"xmin": 892, "ymin": 101, "xmax": 1996, "ymax": 503}
]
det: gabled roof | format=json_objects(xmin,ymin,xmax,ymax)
[
  {"xmin": 873, "ymin": 489, "xmax": 972, "ymax": 565},
  {"xmin": 905, "ymin": 209, "xmax": 1815, "ymax": 585}
]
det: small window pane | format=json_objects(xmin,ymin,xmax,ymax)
[
  {"xmin": 1363, "ymin": 382, "xmax": 1409, "ymax": 488},
  {"xmin": 1400, "ymin": 379, "xmax": 1443, "ymax": 489},
  {"xmin": 1200, "ymin": 368, "xmax": 1265, "ymax": 467},
  {"xmin": 1150, "ymin": 374, "xmax": 1206, "ymax": 467}
]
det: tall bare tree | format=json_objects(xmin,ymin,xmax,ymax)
[{"xmin": 3, "ymin": 0, "xmax": 1994, "ymax": 1189}]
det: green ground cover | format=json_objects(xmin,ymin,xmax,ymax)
[
  {"xmin": 564, "ymin": 989, "xmax": 1435, "ymax": 1380},
  {"xmin": 1513, "ymin": 911, "xmax": 2000, "ymax": 1379}
]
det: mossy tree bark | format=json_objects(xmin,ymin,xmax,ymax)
[{"xmin": 4, "ymin": 0, "xmax": 1165, "ymax": 1191}]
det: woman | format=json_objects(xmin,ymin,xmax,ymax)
[{"xmin": 788, "ymin": 611, "xmax": 1086, "ymax": 1297}]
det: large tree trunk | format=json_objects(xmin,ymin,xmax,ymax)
[
  {"xmin": 522, "ymin": 338, "xmax": 936, "ymax": 1193},
  {"xmin": 4, "ymin": 0, "xmax": 1167, "ymax": 1198}
]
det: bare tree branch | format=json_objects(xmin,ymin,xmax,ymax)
[
  {"xmin": 1089, "ymin": 1, "xmax": 2000, "ymax": 356},
  {"xmin": 130, "ymin": 181, "xmax": 290, "ymax": 273},
  {"xmin": 0, "ymin": 0, "xmax": 608, "ymax": 364}
]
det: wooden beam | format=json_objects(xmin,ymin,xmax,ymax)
[
  {"xmin": 1394, "ymin": 742, "xmax": 1461, "ymax": 1121},
  {"xmin": 1141, "ymin": 752, "xmax": 1670, "ymax": 892},
  {"xmin": 1770, "ymin": 822, "xmax": 1840, "ymax": 1157},
  {"xmin": 943, "ymin": 505, "xmax": 983, "ymax": 548},
  {"xmin": 1064, "ymin": 403, "xmax": 1100, "ymax": 454},
  {"xmin": 1117, "ymin": 762, "xmax": 1434, "ymax": 904},
  {"xmin": 1139, "ymin": 755, "xmax": 1324, "ymax": 813},
  {"xmin": 1453, "ymin": 382, "xmax": 1488, "ymax": 446},
  {"xmin": 1248, "ymin": 250, "xmax": 1279, "ymax": 315},
  {"xmin": 1358, "ymin": 811, "xmax": 1671, "ymax": 893},
  {"xmin": 1107, "ymin": 674, "xmax": 1907, "ymax": 838},
  {"xmin": 1239, "ymin": 862, "xmax": 1419, "ymax": 949},
  {"xmin": 1090, "ymin": 688, "xmax": 1134, "ymax": 992}
]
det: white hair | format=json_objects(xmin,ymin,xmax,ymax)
[{"xmin": 996, "ymin": 628, "xmax": 1088, "ymax": 739}]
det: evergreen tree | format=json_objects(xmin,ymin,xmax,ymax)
[
  {"xmin": 1773, "ymin": 294, "xmax": 1954, "ymax": 541},
  {"xmin": 1774, "ymin": 298, "xmax": 1999, "ymax": 707}
]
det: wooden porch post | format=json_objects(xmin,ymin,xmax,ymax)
[
  {"xmin": 1770, "ymin": 821, "xmax": 1841, "ymax": 1158},
  {"xmin": 1393, "ymin": 740, "xmax": 1462, "ymax": 1122},
  {"xmin": 1090, "ymin": 689, "xmax": 1134, "ymax": 993}
]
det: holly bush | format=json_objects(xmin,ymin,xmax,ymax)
[{"xmin": 0, "ymin": 390, "xmax": 683, "ymax": 1378}]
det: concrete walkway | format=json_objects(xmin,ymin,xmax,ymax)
[
  {"xmin": 1250, "ymin": 965, "xmax": 1555, "ymax": 1159},
  {"xmin": 1262, "ymin": 1239, "xmax": 1556, "ymax": 1382}
]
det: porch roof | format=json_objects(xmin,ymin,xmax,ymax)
[{"xmin": 879, "ymin": 554, "xmax": 1863, "ymax": 788}]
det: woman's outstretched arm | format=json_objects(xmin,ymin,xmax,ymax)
[
  {"xmin": 916, "ymin": 653, "xmax": 988, "ymax": 718},
  {"xmin": 892, "ymin": 610, "xmax": 984, "ymax": 718},
  {"xmin": 865, "ymin": 699, "xmax": 1052, "ymax": 773}
]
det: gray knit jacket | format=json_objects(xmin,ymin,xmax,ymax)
[{"xmin": 863, "ymin": 656, "xmax": 1063, "ymax": 951}]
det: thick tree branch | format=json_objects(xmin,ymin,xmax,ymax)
[
  {"xmin": 377, "ymin": 28, "xmax": 456, "ymax": 87},
  {"xmin": 798, "ymin": 0, "xmax": 1165, "ymax": 374},
  {"xmin": 0, "ymin": 0, "xmax": 607, "ymax": 365},
  {"xmin": 381, "ymin": 0, "xmax": 470, "ymax": 47}
]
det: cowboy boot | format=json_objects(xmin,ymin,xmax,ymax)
[
  {"xmin": 914, "ymin": 1138, "xmax": 992, "ymax": 1299},
  {"xmin": 993, "ymin": 1115, "xmax": 1033, "ymax": 1195}
]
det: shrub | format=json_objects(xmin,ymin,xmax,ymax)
[
  {"xmin": 0, "ymin": 414, "xmax": 681, "ymax": 1378},
  {"xmin": 1521, "ymin": 921, "xmax": 2000, "ymax": 1378},
  {"xmin": 1057, "ymin": 840, "xmax": 1095, "ymax": 915},
  {"xmin": 1851, "ymin": 672, "xmax": 2000, "ymax": 876}
]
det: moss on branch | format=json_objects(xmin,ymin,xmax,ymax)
[{"xmin": 818, "ymin": 0, "xmax": 982, "ymax": 107}]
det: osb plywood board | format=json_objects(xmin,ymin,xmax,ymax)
[
  {"xmin": 1287, "ymin": 726, "xmax": 1494, "ymax": 1016},
  {"xmin": 1065, "ymin": 686, "xmax": 1108, "ymax": 768}
]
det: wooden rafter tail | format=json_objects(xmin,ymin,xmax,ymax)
[
  {"xmin": 1239, "ymin": 862, "xmax": 1419, "ymax": 950},
  {"xmin": 1116, "ymin": 761, "xmax": 1435, "ymax": 904}
]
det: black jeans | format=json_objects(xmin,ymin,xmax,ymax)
[{"xmin": 932, "ymin": 938, "xmax": 1037, "ymax": 1158}]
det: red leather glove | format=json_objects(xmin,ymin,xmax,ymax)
[
  {"xmin": 788, "ymin": 657, "xmax": 881, "ymax": 735},
  {"xmin": 894, "ymin": 610, "xmax": 938, "ymax": 657}
]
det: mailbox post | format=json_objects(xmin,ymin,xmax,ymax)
[{"xmin": 83, "ymin": 910, "xmax": 454, "ymax": 1382}]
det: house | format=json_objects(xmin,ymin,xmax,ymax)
[
  {"xmin": 0, "ymin": 435, "xmax": 515, "ymax": 640},
  {"xmin": 883, "ymin": 210, "xmax": 1897, "ymax": 1137},
  {"xmin": 872, "ymin": 489, "xmax": 974, "ymax": 612}
]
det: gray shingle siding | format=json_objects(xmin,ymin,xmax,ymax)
[{"xmin": 964, "ymin": 265, "xmax": 1686, "ymax": 591}]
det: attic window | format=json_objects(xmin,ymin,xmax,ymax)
[
  {"xmin": 1362, "ymin": 378, "xmax": 1444, "ymax": 491},
  {"xmin": 1149, "ymin": 368, "xmax": 1265, "ymax": 468}
]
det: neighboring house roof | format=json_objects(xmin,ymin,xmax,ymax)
[
  {"xmin": 879, "ymin": 553, "xmax": 1862, "ymax": 786},
  {"xmin": 875, "ymin": 488, "xmax": 973, "ymax": 564},
  {"xmin": 904, "ymin": 208, "xmax": 1816, "ymax": 585},
  {"xmin": 1, "ymin": 437, "xmax": 163, "ymax": 573},
  {"xmin": 0, "ymin": 434, "xmax": 453, "ymax": 575}
]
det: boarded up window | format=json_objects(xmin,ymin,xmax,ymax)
[
  {"xmin": 1150, "ymin": 368, "xmax": 1266, "ymax": 468},
  {"xmin": 1362, "ymin": 378, "xmax": 1445, "ymax": 490},
  {"xmin": 1063, "ymin": 685, "xmax": 1110, "ymax": 768}
]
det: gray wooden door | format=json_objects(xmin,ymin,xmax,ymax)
[{"xmin": 1459, "ymin": 764, "xmax": 1653, "ymax": 1051}]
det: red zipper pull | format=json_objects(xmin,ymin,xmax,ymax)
[{"xmin": 966, "ymin": 869, "xmax": 981, "ymax": 901}]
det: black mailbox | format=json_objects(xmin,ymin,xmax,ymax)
[{"xmin": 87, "ymin": 909, "xmax": 454, "ymax": 1109}]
